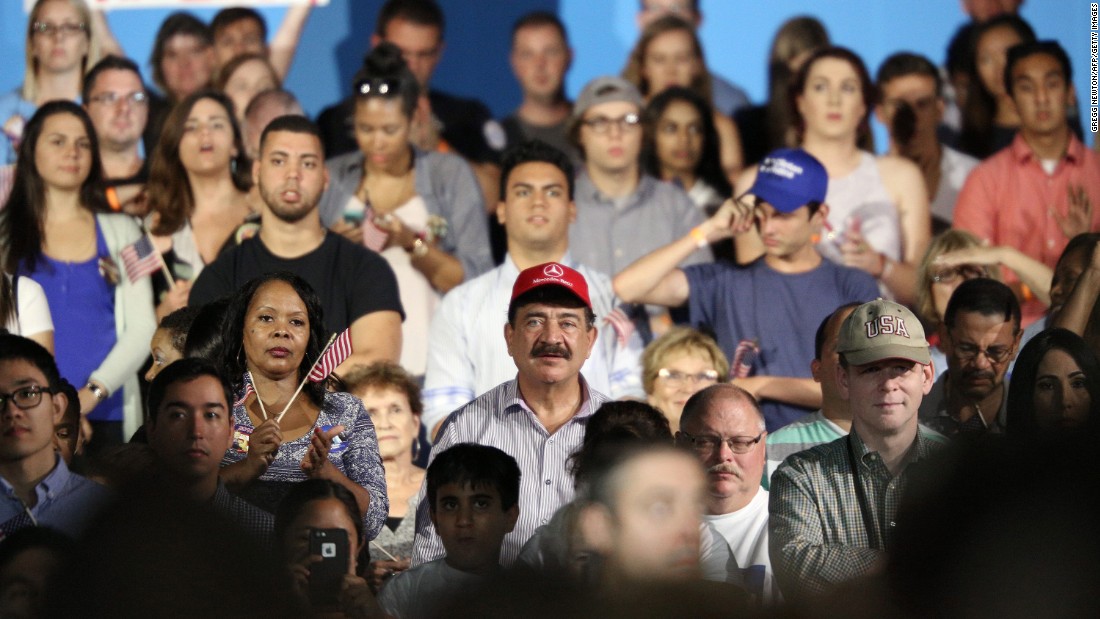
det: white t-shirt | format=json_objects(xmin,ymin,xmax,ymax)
[
  {"xmin": 377, "ymin": 558, "xmax": 487, "ymax": 619},
  {"xmin": 3, "ymin": 275, "xmax": 53, "ymax": 337},
  {"xmin": 703, "ymin": 490, "xmax": 780, "ymax": 605}
]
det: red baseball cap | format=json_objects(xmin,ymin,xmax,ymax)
[{"xmin": 511, "ymin": 262, "xmax": 592, "ymax": 309}]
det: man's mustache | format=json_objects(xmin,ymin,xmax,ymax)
[
  {"xmin": 707, "ymin": 462, "xmax": 743, "ymax": 478},
  {"xmin": 532, "ymin": 343, "xmax": 571, "ymax": 359}
]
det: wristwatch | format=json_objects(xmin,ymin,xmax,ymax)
[{"xmin": 86, "ymin": 381, "xmax": 108, "ymax": 402}]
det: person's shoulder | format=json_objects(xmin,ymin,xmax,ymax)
[
  {"xmin": 875, "ymin": 153, "xmax": 923, "ymax": 186},
  {"xmin": 0, "ymin": 90, "xmax": 30, "ymax": 111},
  {"xmin": 429, "ymin": 90, "xmax": 492, "ymax": 117},
  {"xmin": 325, "ymin": 232, "xmax": 387, "ymax": 265},
  {"xmin": 96, "ymin": 212, "xmax": 141, "ymax": 234},
  {"xmin": 941, "ymin": 145, "xmax": 980, "ymax": 170},
  {"xmin": 442, "ymin": 381, "xmax": 514, "ymax": 430},
  {"xmin": 776, "ymin": 435, "xmax": 845, "ymax": 475},
  {"xmin": 819, "ymin": 257, "xmax": 878, "ymax": 288},
  {"xmin": 442, "ymin": 263, "xmax": 501, "ymax": 300},
  {"xmin": 325, "ymin": 149, "xmax": 363, "ymax": 173},
  {"xmin": 324, "ymin": 389, "xmax": 365, "ymax": 411},
  {"xmin": 643, "ymin": 174, "xmax": 694, "ymax": 207},
  {"xmin": 767, "ymin": 412, "xmax": 825, "ymax": 442},
  {"xmin": 317, "ymin": 96, "xmax": 354, "ymax": 122},
  {"xmin": 417, "ymin": 148, "xmax": 469, "ymax": 170},
  {"xmin": 62, "ymin": 471, "xmax": 110, "ymax": 503}
]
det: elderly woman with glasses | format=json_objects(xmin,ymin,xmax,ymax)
[
  {"xmin": 319, "ymin": 42, "xmax": 492, "ymax": 377},
  {"xmin": 641, "ymin": 327, "xmax": 730, "ymax": 432}
]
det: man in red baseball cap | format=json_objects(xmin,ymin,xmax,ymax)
[{"xmin": 412, "ymin": 261, "xmax": 605, "ymax": 568}]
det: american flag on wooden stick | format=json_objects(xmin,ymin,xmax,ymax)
[
  {"xmin": 603, "ymin": 303, "xmax": 637, "ymax": 347},
  {"xmin": 120, "ymin": 234, "xmax": 161, "ymax": 283},
  {"xmin": 308, "ymin": 329, "xmax": 353, "ymax": 382}
]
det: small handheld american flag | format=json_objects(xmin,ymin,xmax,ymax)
[
  {"xmin": 120, "ymin": 235, "xmax": 162, "ymax": 283},
  {"xmin": 731, "ymin": 339, "xmax": 760, "ymax": 379},
  {"xmin": 603, "ymin": 303, "xmax": 637, "ymax": 347},
  {"xmin": 308, "ymin": 329, "xmax": 353, "ymax": 383}
]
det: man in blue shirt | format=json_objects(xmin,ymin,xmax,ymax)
[
  {"xmin": 0, "ymin": 335, "xmax": 108, "ymax": 537},
  {"xmin": 614, "ymin": 148, "xmax": 879, "ymax": 431}
]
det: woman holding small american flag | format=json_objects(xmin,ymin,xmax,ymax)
[
  {"xmin": 0, "ymin": 100, "xmax": 155, "ymax": 452},
  {"xmin": 217, "ymin": 271, "xmax": 388, "ymax": 542}
]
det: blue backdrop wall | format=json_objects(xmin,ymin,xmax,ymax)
[{"xmin": 0, "ymin": 0, "xmax": 1088, "ymax": 147}]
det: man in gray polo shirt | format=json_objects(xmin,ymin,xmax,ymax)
[{"xmin": 566, "ymin": 76, "xmax": 710, "ymax": 277}]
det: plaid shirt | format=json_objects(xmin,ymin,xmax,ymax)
[{"xmin": 768, "ymin": 426, "xmax": 941, "ymax": 599}]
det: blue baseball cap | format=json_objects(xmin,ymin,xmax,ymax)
[{"xmin": 744, "ymin": 148, "xmax": 828, "ymax": 213}]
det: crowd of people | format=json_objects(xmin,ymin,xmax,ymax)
[{"xmin": 0, "ymin": 0, "xmax": 1098, "ymax": 617}]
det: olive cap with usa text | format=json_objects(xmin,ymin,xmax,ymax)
[{"xmin": 837, "ymin": 299, "xmax": 931, "ymax": 366}]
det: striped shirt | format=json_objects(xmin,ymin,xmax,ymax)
[
  {"xmin": 411, "ymin": 377, "xmax": 608, "ymax": 567},
  {"xmin": 421, "ymin": 253, "xmax": 644, "ymax": 436},
  {"xmin": 769, "ymin": 427, "xmax": 942, "ymax": 599}
]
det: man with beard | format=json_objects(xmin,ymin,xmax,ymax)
[
  {"xmin": 919, "ymin": 278, "xmax": 1021, "ymax": 436},
  {"xmin": 412, "ymin": 262, "xmax": 605, "ymax": 567},
  {"xmin": 190, "ymin": 115, "xmax": 403, "ymax": 370},
  {"xmin": 677, "ymin": 384, "xmax": 779, "ymax": 604}
]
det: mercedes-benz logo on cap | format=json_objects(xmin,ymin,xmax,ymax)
[{"xmin": 543, "ymin": 263, "xmax": 564, "ymax": 277}]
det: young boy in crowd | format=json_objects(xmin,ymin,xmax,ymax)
[{"xmin": 379, "ymin": 443, "xmax": 520, "ymax": 619}]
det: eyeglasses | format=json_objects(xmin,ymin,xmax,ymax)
[
  {"xmin": 657, "ymin": 368, "xmax": 719, "ymax": 387},
  {"xmin": 88, "ymin": 91, "xmax": 148, "ymax": 107},
  {"xmin": 679, "ymin": 430, "xmax": 764, "ymax": 455},
  {"xmin": 356, "ymin": 79, "xmax": 401, "ymax": 97},
  {"xmin": 32, "ymin": 21, "xmax": 86, "ymax": 38},
  {"xmin": 931, "ymin": 265, "xmax": 987, "ymax": 284},
  {"xmin": 581, "ymin": 113, "xmax": 640, "ymax": 134},
  {"xmin": 0, "ymin": 385, "xmax": 53, "ymax": 411},
  {"xmin": 952, "ymin": 342, "xmax": 1015, "ymax": 364}
]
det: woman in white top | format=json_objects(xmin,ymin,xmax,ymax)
[
  {"xmin": 0, "ymin": 274, "xmax": 54, "ymax": 352},
  {"xmin": 735, "ymin": 47, "xmax": 930, "ymax": 305},
  {"xmin": 145, "ymin": 90, "xmax": 252, "ymax": 320}
]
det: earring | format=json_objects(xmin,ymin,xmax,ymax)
[
  {"xmin": 412, "ymin": 438, "xmax": 421, "ymax": 461},
  {"xmin": 231, "ymin": 158, "xmax": 238, "ymax": 175}
]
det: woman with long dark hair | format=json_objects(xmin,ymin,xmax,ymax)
[
  {"xmin": 0, "ymin": 100, "xmax": 154, "ymax": 447},
  {"xmin": 958, "ymin": 15, "xmax": 1036, "ymax": 159},
  {"xmin": 642, "ymin": 87, "xmax": 732, "ymax": 214},
  {"xmin": 1007, "ymin": 328, "xmax": 1100, "ymax": 437},
  {"xmin": 145, "ymin": 89, "xmax": 252, "ymax": 320}
]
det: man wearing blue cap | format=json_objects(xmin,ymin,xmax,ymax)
[{"xmin": 615, "ymin": 148, "xmax": 879, "ymax": 431}]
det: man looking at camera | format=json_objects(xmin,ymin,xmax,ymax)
[
  {"xmin": 412, "ymin": 262, "xmax": 606, "ymax": 567},
  {"xmin": 955, "ymin": 40, "xmax": 1100, "ymax": 326}
]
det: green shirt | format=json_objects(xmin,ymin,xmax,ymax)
[{"xmin": 768, "ymin": 426, "xmax": 942, "ymax": 599}]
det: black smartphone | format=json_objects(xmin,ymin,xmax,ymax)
[{"xmin": 308, "ymin": 528, "xmax": 349, "ymax": 608}]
